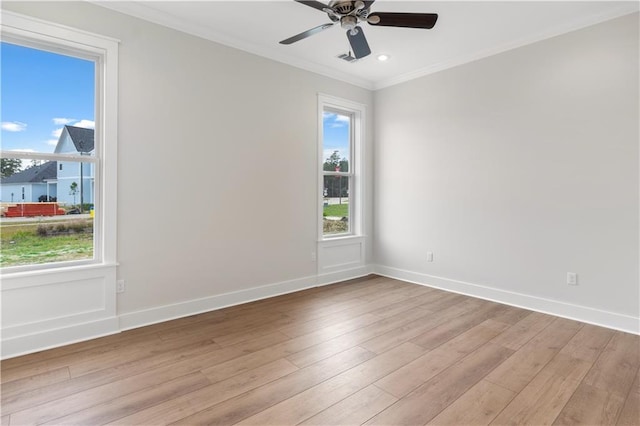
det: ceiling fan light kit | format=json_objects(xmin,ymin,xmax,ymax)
[{"xmin": 280, "ymin": 0, "xmax": 438, "ymax": 59}]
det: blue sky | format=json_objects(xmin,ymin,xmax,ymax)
[
  {"xmin": 322, "ymin": 111, "xmax": 350, "ymax": 164},
  {"xmin": 1, "ymin": 42, "xmax": 95, "ymax": 154},
  {"xmin": 2, "ymin": 41, "xmax": 347, "ymax": 164}
]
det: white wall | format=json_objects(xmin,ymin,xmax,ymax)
[
  {"xmin": 1, "ymin": 2, "xmax": 637, "ymax": 357},
  {"xmin": 374, "ymin": 13, "xmax": 639, "ymax": 331},
  {"xmin": 2, "ymin": 1, "xmax": 373, "ymax": 341}
]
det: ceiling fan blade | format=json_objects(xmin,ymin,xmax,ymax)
[
  {"xmin": 346, "ymin": 26, "xmax": 371, "ymax": 59},
  {"xmin": 280, "ymin": 23, "xmax": 334, "ymax": 45},
  {"xmin": 294, "ymin": 0, "xmax": 330, "ymax": 12},
  {"xmin": 368, "ymin": 12, "xmax": 438, "ymax": 29},
  {"xmin": 362, "ymin": 0, "xmax": 376, "ymax": 10}
]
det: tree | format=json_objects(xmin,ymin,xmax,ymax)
[
  {"xmin": 323, "ymin": 151, "xmax": 350, "ymax": 198},
  {"xmin": 69, "ymin": 181, "xmax": 78, "ymax": 205},
  {"xmin": 1, "ymin": 158, "xmax": 22, "ymax": 178},
  {"xmin": 323, "ymin": 151, "xmax": 340, "ymax": 171},
  {"xmin": 323, "ymin": 150, "xmax": 349, "ymax": 172}
]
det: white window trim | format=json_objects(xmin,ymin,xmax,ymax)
[
  {"xmin": 317, "ymin": 94, "xmax": 366, "ymax": 240},
  {"xmin": 0, "ymin": 11, "xmax": 119, "ymax": 275}
]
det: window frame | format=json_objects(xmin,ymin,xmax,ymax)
[
  {"xmin": 318, "ymin": 94, "xmax": 365, "ymax": 240},
  {"xmin": 0, "ymin": 11, "xmax": 119, "ymax": 275}
]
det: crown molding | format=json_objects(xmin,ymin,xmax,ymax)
[
  {"xmin": 90, "ymin": 1, "xmax": 638, "ymax": 92},
  {"xmin": 89, "ymin": 1, "xmax": 375, "ymax": 90}
]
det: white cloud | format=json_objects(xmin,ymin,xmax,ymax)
[
  {"xmin": 9, "ymin": 148, "xmax": 36, "ymax": 153},
  {"xmin": 53, "ymin": 117, "xmax": 75, "ymax": 125},
  {"xmin": 323, "ymin": 112, "xmax": 349, "ymax": 128},
  {"xmin": 2, "ymin": 121, "xmax": 27, "ymax": 132},
  {"xmin": 73, "ymin": 119, "xmax": 95, "ymax": 129},
  {"xmin": 331, "ymin": 118, "xmax": 349, "ymax": 128},
  {"xmin": 48, "ymin": 119, "xmax": 95, "ymax": 147}
]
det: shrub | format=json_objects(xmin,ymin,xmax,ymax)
[
  {"xmin": 36, "ymin": 224, "xmax": 48, "ymax": 236},
  {"xmin": 323, "ymin": 219, "xmax": 348, "ymax": 233},
  {"xmin": 35, "ymin": 220, "xmax": 92, "ymax": 236},
  {"xmin": 68, "ymin": 220, "xmax": 88, "ymax": 233}
]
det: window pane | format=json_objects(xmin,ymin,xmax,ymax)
[
  {"xmin": 323, "ymin": 175, "xmax": 349, "ymax": 235},
  {"xmin": 1, "ymin": 158, "xmax": 95, "ymax": 268},
  {"xmin": 1, "ymin": 42, "xmax": 95, "ymax": 155},
  {"xmin": 1, "ymin": 41, "xmax": 97, "ymax": 269},
  {"xmin": 322, "ymin": 111, "xmax": 350, "ymax": 172}
]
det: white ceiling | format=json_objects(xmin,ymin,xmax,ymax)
[{"xmin": 96, "ymin": 1, "xmax": 639, "ymax": 90}]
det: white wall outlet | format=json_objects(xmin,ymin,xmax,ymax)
[
  {"xmin": 116, "ymin": 279, "xmax": 126, "ymax": 293},
  {"xmin": 567, "ymin": 272, "xmax": 578, "ymax": 286},
  {"xmin": 427, "ymin": 251, "xmax": 434, "ymax": 262},
  {"xmin": 311, "ymin": 251, "xmax": 317, "ymax": 262}
]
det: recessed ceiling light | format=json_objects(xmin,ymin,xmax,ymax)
[{"xmin": 377, "ymin": 54, "xmax": 390, "ymax": 62}]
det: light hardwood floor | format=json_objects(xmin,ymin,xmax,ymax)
[{"xmin": 1, "ymin": 275, "xmax": 638, "ymax": 425}]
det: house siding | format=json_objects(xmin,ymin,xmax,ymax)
[{"xmin": 56, "ymin": 161, "xmax": 93, "ymax": 205}]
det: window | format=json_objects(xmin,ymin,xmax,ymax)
[
  {"xmin": 0, "ymin": 12, "xmax": 118, "ymax": 272},
  {"xmin": 318, "ymin": 95, "xmax": 365, "ymax": 238},
  {"xmin": 1, "ymin": 44, "xmax": 95, "ymax": 268}
]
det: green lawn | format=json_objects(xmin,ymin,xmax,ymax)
[
  {"xmin": 1, "ymin": 220, "xmax": 93, "ymax": 267},
  {"xmin": 323, "ymin": 203, "xmax": 349, "ymax": 217}
]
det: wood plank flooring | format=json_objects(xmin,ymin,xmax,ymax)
[{"xmin": 1, "ymin": 275, "xmax": 638, "ymax": 425}]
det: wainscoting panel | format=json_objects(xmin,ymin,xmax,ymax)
[
  {"xmin": 1, "ymin": 265, "xmax": 118, "ymax": 358},
  {"xmin": 318, "ymin": 236, "xmax": 365, "ymax": 274}
]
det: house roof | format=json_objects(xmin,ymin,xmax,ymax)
[
  {"xmin": 1, "ymin": 161, "xmax": 57, "ymax": 184},
  {"xmin": 65, "ymin": 125, "xmax": 94, "ymax": 153}
]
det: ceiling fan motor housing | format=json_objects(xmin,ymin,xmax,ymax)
[
  {"xmin": 327, "ymin": 1, "xmax": 369, "ymax": 20},
  {"xmin": 329, "ymin": 0, "xmax": 357, "ymax": 15}
]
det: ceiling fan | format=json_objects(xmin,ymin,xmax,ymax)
[{"xmin": 279, "ymin": 0, "xmax": 438, "ymax": 59}]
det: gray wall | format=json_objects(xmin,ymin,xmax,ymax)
[
  {"xmin": 4, "ymin": 2, "xmax": 637, "ymax": 327},
  {"xmin": 374, "ymin": 13, "xmax": 639, "ymax": 318},
  {"xmin": 3, "ymin": 1, "xmax": 373, "ymax": 315}
]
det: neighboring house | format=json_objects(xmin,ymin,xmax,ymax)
[
  {"xmin": 0, "ymin": 125, "xmax": 95, "ymax": 206},
  {"xmin": 0, "ymin": 161, "xmax": 58, "ymax": 202},
  {"xmin": 54, "ymin": 125, "xmax": 95, "ymax": 206}
]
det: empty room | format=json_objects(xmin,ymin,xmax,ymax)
[{"xmin": 0, "ymin": 1, "xmax": 638, "ymax": 425}]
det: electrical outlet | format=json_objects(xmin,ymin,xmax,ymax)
[
  {"xmin": 116, "ymin": 279, "xmax": 126, "ymax": 293},
  {"xmin": 311, "ymin": 251, "xmax": 317, "ymax": 262},
  {"xmin": 567, "ymin": 272, "xmax": 578, "ymax": 286},
  {"xmin": 426, "ymin": 251, "xmax": 434, "ymax": 262}
]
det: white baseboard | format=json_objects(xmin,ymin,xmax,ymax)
[
  {"xmin": 373, "ymin": 264, "xmax": 640, "ymax": 335},
  {"xmin": 120, "ymin": 266, "xmax": 373, "ymax": 331},
  {"xmin": 317, "ymin": 265, "xmax": 373, "ymax": 286},
  {"xmin": 2, "ymin": 267, "xmax": 373, "ymax": 359},
  {"xmin": 7, "ymin": 262, "xmax": 634, "ymax": 359},
  {"xmin": 119, "ymin": 275, "xmax": 318, "ymax": 331},
  {"xmin": 2, "ymin": 317, "xmax": 119, "ymax": 359}
]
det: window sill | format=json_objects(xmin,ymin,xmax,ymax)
[{"xmin": 319, "ymin": 234, "xmax": 366, "ymax": 244}]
